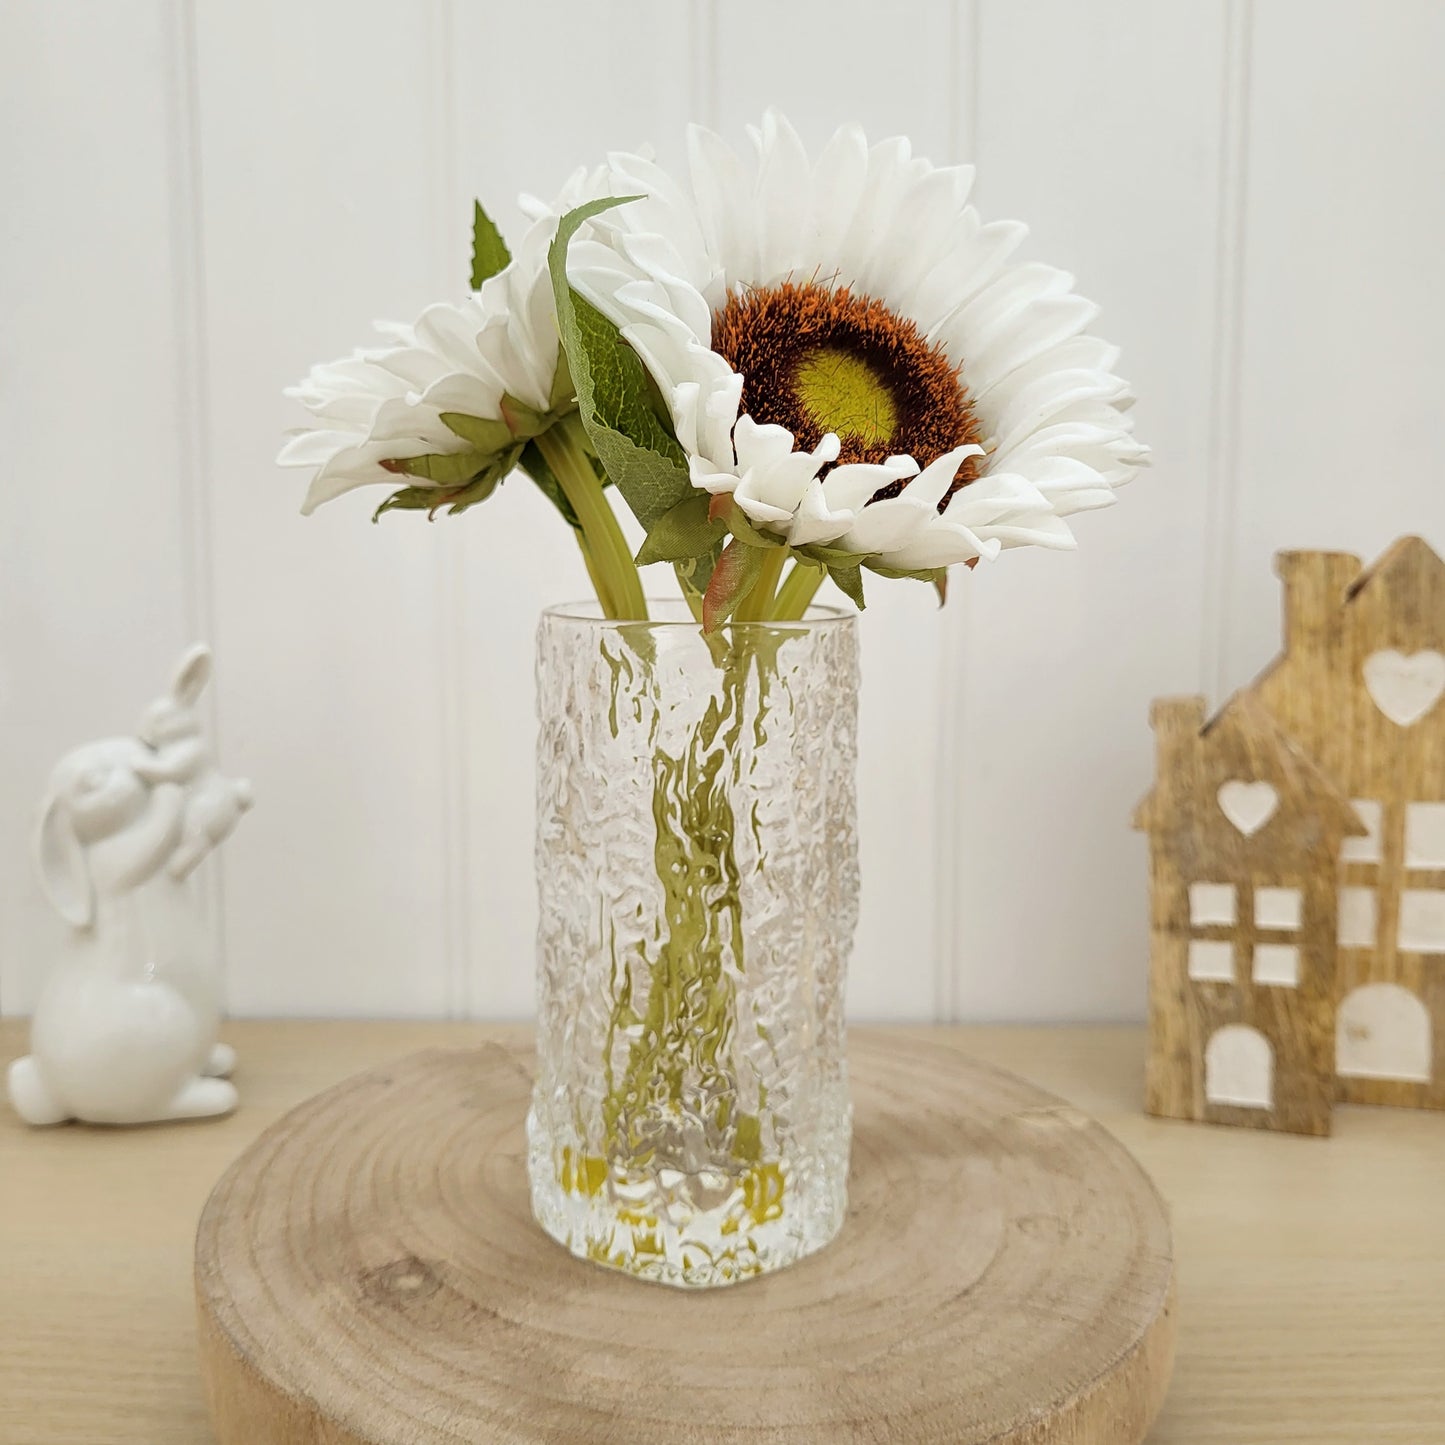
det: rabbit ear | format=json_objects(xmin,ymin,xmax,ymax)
[
  {"xmin": 34, "ymin": 792, "xmax": 93, "ymax": 929},
  {"xmin": 172, "ymin": 643, "xmax": 213, "ymax": 706}
]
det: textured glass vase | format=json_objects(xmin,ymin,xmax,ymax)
[{"xmin": 528, "ymin": 601, "xmax": 859, "ymax": 1288}]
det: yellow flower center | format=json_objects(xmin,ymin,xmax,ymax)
[{"xmin": 792, "ymin": 348, "xmax": 898, "ymax": 448}]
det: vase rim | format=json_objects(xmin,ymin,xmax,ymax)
[{"xmin": 541, "ymin": 599, "xmax": 855, "ymax": 630}]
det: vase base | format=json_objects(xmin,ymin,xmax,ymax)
[{"xmin": 526, "ymin": 1107, "xmax": 848, "ymax": 1289}]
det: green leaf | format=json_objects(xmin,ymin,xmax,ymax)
[
  {"xmin": 703, "ymin": 538, "xmax": 766, "ymax": 632},
  {"xmin": 795, "ymin": 541, "xmax": 871, "ymax": 569},
  {"xmin": 547, "ymin": 197, "xmax": 694, "ymax": 532},
  {"xmin": 707, "ymin": 495, "xmax": 787, "ymax": 550},
  {"xmin": 372, "ymin": 486, "xmax": 439, "ymax": 520},
  {"xmin": 863, "ymin": 560, "xmax": 948, "ymax": 584},
  {"xmin": 518, "ymin": 441, "xmax": 581, "ymax": 530},
  {"xmin": 548, "ymin": 347, "xmax": 575, "ymax": 413},
  {"xmin": 470, "ymin": 200, "xmax": 511, "ymax": 289},
  {"xmin": 444, "ymin": 449, "xmax": 520, "ymax": 515},
  {"xmin": 440, "ymin": 412, "xmax": 516, "ymax": 453},
  {"xmin": 380, "ymin": 449, "xmax": 494, "ymax": 486},
  {"xmin": 498, "ymin": 393, "xmax": 552, "ymax": 439},
  {"xmin": 675, "ymin": 540, "xmax": 724, "ymax": 604},
  {"xmin": 827, "ymin": 563, "xmax": 867, "ymax": 610},
  {"xmin": 636, "ymin": 492, "xmax": 725, "ymax": 566},
  {"xmin": 518, "ymin": 439, "xmax": 611, "ymax": 532},
  {"xmin": 373, "ymin": 445, "xmax": 521, "ymax": 522}
]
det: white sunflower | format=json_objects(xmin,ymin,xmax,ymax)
[
  {"xmin": 280, "ymin": 170, "xmax": 600, "ymax": 516},
  {"xmin": 567, "ymin": 113, "xmax": 1146, "ymax": 571}
]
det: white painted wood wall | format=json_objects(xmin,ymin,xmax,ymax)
[{"xmin": 3, "ymin": 0, "xmax": 1443, "ymax": 1021}]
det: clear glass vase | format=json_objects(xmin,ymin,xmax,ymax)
[{"xmin": 527, "ymin": 600, "xmax": 859, "ymax": 1288}]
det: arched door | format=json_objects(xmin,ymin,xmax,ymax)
[
  {"xmin": 1337, "ymin": 984, "xmax": 1432, "ymax": 1082},
  {"xmin": 1205, "ymin": 1025, "xmax": 1273, "ymax": 1109}
]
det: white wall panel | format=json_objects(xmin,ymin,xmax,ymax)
[
  {"xmin": 0, "ymin": 2, "xmax": 198, "ymax": 1013},
  {"xmin": 4, "ymin": 0, "xmax": 1442, "ymax": 1023},
  {"xmin": 192, "ymin": 2, "xmax": 456, "ymax": 1015},
  {"xmin": 711, "ymin": 0, "xmax": 968, "ymax": 1021},
  {"xmin": 1221, "ymin": 0, "xmax": 1445, "ymax": 688},
  {"xmin": 949, "ymin": 0, "xmax": 1229, "ymax": 1020}
]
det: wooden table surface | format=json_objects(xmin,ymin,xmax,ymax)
[{"xmin": 2, "ymin": 1021, "xmax": 1442, "ymax": 1444}]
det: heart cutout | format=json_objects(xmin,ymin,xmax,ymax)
[
  {"xmin": 1363, "ymin": 649, "xmax": 1445, "ymax": 727},
  {"xmin": 1218, "ymin": 780, "xmax": 1278, "ymax": 837}
]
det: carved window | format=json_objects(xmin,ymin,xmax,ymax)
[
  {"xmin": 1254, "ymin": 886, "xmax": 1302, "ymax": 930},
  {"xmin": 1189, "ymin": 883, "xmax": 1235, "ymax": 926},
  {"xmin": 1399, "ymin": 890, "xmax": 1445, "ymax": 955},
  {"xmin": 1404, "ymin": 803, "xmax": 1445, "ymax": 869},
  {"xmin": 1338, "ymin": 887, "xmax": 1378, "ymax": 949},
  {"xmin": 1188, "ymin": 940, "xmax": 1234, "ymax": 982},
  {"xmin": 1342, "ymin": 799, "xmax": 1384, "ymax": 864},
  {"xmin": 1252, "ymin": 943, "xmax": 1300, "ymax": 987}
]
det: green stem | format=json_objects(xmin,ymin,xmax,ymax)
[
  {"xmin": 674, "ymin": 563, "xmax": 704, "ymax": 623},
  {"xmin": 736, "ymin": 545, "xmax": 789, "ymax": 623},
  {"xmin": 535, "ymin": 415, "xmax": 648, "ymax": 621},
  {"xmin": 770, "ymin": 560, "xmax": 826, "ymax": 621},
  {"xmin": 576, "ymin": 532, "xmax": 617, "ymax": 619}
]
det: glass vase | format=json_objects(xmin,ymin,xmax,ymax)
[{"xmin": 527, "ymin": 600, "xmax": 859, "ymax": 1288}]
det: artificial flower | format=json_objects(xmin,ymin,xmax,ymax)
[
  {"xmin": 566, "ymin": 112, "xmax": 1146, "ymax": 572},
  {"xmin": 280, "ymin": 170, "xmax": 599, "ymax": 516}
]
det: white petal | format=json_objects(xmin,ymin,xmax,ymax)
[
  {"xmin": 820, "ymin": 456, "xmax": 918, "ymax": 513},
  {"xmin": 787, "ymin": 478, "xmax": 857, "ymax": 547},
  {"xmin": 881, "ymin": 523, "xmax": 995, "ymax": 570},
  {"xmin": 753, "ymin": 111, "xmax": 814, "ymax": 284},
  {"xmin": 901, "ymin": 445, "xmax": 984, "ymax": 510},
  {"xmin": 733, "ymin": 415, "xmax": 798, "ymax": 471}
]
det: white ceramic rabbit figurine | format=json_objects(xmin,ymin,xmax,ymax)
[{"xmin": 6, "ymin": 644, "xmax": 254, "ymax": 1127}]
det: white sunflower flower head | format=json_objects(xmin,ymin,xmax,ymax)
[
  {"xmin": 278, "ymin": 168, "xmax": 603, "ymax": 520},
  {"xmin": 565, "ymin": 111, "xmax": 1147, "ymax": 607}
]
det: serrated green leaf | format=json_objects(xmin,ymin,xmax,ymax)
[
  {"xmin": 636, "ymin": 492, "xmax": 725, "ymax": 566},
  {"xmin": 381, "ymin": 448, "xmax": 494, "ymax": 486},
  {"xmin": 827, "ymin": 563, "xmax": 867, "ymax": 610},
  {"xmin": 703, "ymin": 538, "xmax": 766, "ymax": 632},
  {"xmin": 548, "ymin": 197, "xmax": 694, "ymax": 532},
  {"xmin": 470, "ymin": 200, "xmax": 511, "ymax": 290},
  {"xmin": 440, "ymin": 412, "xmax": 516, "ymax": 453}
]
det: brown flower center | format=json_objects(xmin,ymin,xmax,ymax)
[{"xmin": 711, "ymin": 281, "xmax": 981, "ymax": 506}]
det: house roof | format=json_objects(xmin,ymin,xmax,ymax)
[
  {"xmin": 1133, "ymin": 690, "xmax": 1367, "ymax": 839},
  {"xmin": 1346, "ymin": 534, "xmax": 1445, "ymax": 600},
  {"xmin": 1249, "ymin": 537, "xmax": 1445, "ymax": 696}
]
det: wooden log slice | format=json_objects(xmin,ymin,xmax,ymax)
[{"xmin": 195, "ymin": 1035, "xmax": 1176, "ymax": 1443}]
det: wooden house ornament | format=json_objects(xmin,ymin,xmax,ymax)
[{"xmin": 1137, "ymin": 537, "xmax": 1445, "ymax": 1134}]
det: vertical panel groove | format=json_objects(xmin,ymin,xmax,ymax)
[
  {"xmin": 430, "ymin": 0, "xmax": 472, "ymax": 1019},
  {"xmin": 1200, "ymin": 0, "xmax": 1254, "ymax": 703},
  {"xmin": 690, "ymin": 0, "xmax": 718, "ymax": 130},
  {"xmin": 164, "ymin": 0, "xmax": 228, "ymax": 1005},
  {"xmin": 934, "ymin": 0, "xmax": 981, "ymax": 1024}
]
